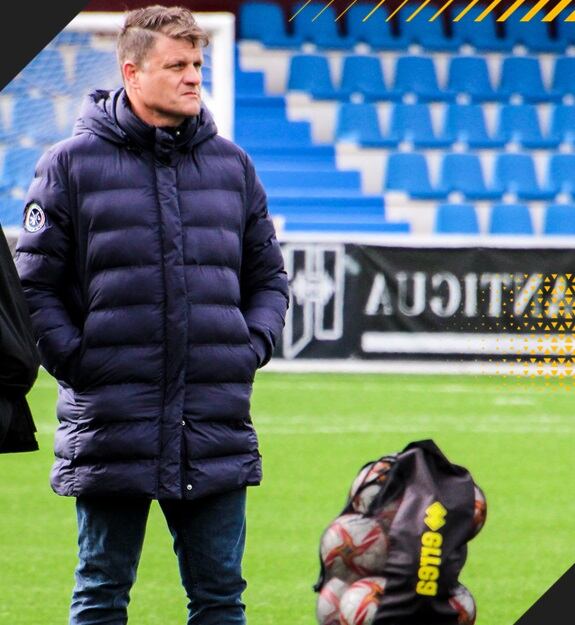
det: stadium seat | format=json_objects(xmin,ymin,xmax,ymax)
[
  {"xmin": 551, "ymin": 57, "xmax": 575, "ymax": 98},
  {"xmin": 544, "ymin": 204, "xmax": 575, "ymax": 235},
  {"xmin": 248, "ymin": 145, "xmax": 336, "ymax": 170},
  {"xmin": 340, "ymin": 56, "xmax": 401, "ymax": 102},
  {"xmin": 451, "ymin": 4, "xmax": 512, "ymax": 51},
  {"xmin": 435, "ymin": 203, "xmax": 479, "ymax": 234},
  {"xmin": 549, "ymin": 105, "xmax": 575, "ymax": 145},
  {"xmin": 497, "ymin": 57, "xmax": 561, "ymax": 103},
  {"xmin": 489, "ymin": 203, "xmax": 533, "ymax": 235},
  {"xmin": 0, "ymin": 196, "xmax": 24, "ymax": 227},
  {"xmin": 447, "ymin": 57, "xmax": 499, "ymax": 102},
  {"xmin": 239, "ymin": 2, "xmax": 302, "ymax": 47},
  {"xmin": 384, "ymin": 152, "xmax": 446, "ymax": 200},
  {"xmin": 52, "ymin": 30, "xmax": 92, "ymax": 46},
  {"xmin": 393, "ymin": 56, "xmax": 452, "ymax": 102},
  {"xmin": 258, "ymin": 169, "xmax": 361, "ymax": 191},
  {"xmin": 438, "ymin": 153, "xmax": 500, "ymax": 200},
  {"xmin": 287, "ymin": 55, "xmax": 342, "ymax": 99},
  {"xmin": 20, "ymin": 48, "xmax": 69, "ymax": 95},
  {"xmin": 11, "ymin": 96, "xmax": 64, "ymax": 144},
  {"xmin": 72, "ymin": 48, "xmax": 121, "ymax": 94},
  {"xmin": 335, "ymin": 103, "xmax": 394, "ymax": 147},
  {"xmin": 555, "ymin": 18, "xmax": 575, "ymax": 48},
  {"xmin": 235, "ymin": 95, "xmax": 286, "ymax": 121},
  {"xmin": 346, "ymin": 3, "xmax": 409, "ymax": 49},
  {"xmin": 400, "ymin": 6, "xmax": 459, "ymax": 51},
  {"xmin": 492, "ymin": 154, "xmax": 555, "ymax": 201},
  {"xmin": 440, "ymin": 104, "xmax": 505, "ymax": 149},
  {"xmin": 1, "ymin": 147, "xmax": 42, "ymax": 190},
  {"xmin": 388, "ymin": 103, "xmax": 450, "ymax": 148},
  {"xmin": 236, "ymin": 70, "xmax": 266, "ymax": 96},
  {"xmin": 235, "ymin": 119, "xmax": 313, "ymax": 149},
  {"xmin": 502, "ymin": 12, "xmax": 564, "ymax": 52},
  {"xmin": 545, "ymin": 154, "xmax": 575, "ymax": 195},
  {"xmin": 292, "ymin": 2, "xmax": 354, "ymax": 49},
  {"xmin": 269, "ymin": 199, "xmax": 385, "ymax": 218},
  {"xmin": 283, "ymin": 218, "xmax": 410, "ymax": 233},
  {"xmin": 494, "ymin": 104, "xmax": 559, "ymax": 150}
]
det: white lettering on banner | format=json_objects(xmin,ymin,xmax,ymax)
[{"xmin": 429, "ymin": 272, "xmax": 461, "ymax": 318}]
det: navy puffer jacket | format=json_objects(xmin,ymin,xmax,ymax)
[{"xmin": 15, "ymin": 89, "xmax": 288, "ymax": 500}]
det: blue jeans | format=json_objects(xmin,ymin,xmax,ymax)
[{"xmin": 69, "ymin": 488, "xmax": 247, "ymax": 625}]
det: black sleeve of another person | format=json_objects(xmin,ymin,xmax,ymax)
[{"xmin": 0, "ymin": 228, "xmax": 40, "ymax": 453}]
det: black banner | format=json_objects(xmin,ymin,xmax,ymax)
[{"xmin": 279, "ymin": 243, "xmax": 575, "ymax": 362}]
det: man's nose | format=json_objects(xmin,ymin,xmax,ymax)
[{"xmin": 184, "ymin": 66, "xmax": 201, "ymax": 84}]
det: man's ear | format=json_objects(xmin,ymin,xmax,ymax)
[{"xmin": 122, "ymin": 61, "xmax": 140, "ymax": 90}]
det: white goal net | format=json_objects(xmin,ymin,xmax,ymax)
[{"xmin": 1, "ymin": 10, "xmax": 235, "ymax": 232}]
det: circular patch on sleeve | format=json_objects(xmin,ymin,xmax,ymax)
[{"xmin": 24, "ymin": 202, "xmax": 46, "ymax": 233}]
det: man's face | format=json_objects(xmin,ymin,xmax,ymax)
[{"xmin": 125, "ymin": 33, "xmax": 203, "ymax": 127}]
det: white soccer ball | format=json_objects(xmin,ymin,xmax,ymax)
[
  {"xmin": 339, "ymin": 576, "xmax": 387, "ymax": 625},
  {"xmin": 449, "ymin": 583, "xmax": 477, "ymax": 625},
  {"xmin": 349, "ymin": 460, "xmax": 394, "ymax": 514},
  {"xmin": 316, "ymin": 578, "xmax": 349, "ymax": 625},
  {"xmin": 320, "ymin": 514, "xmax": 388, "ymax": 582}
]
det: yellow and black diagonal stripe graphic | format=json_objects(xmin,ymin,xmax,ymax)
[{"xmin": 289, "ymin": 0, "xmax": 575, "ymax": 22}]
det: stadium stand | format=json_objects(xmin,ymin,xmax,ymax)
[{"xmin": 3, "ymin": 1, "xmax": 575, "ymax": 238}]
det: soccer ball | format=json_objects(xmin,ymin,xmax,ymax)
[
  {"xmin": 349, "ymin": 459, "xmax": 394, "ymax": 514},
  {"xmin": 470, "ymin": 484, "xmax": 487, "ymax": 538},
  {"xmin": 316, "ymin": 578, "xmax": 349, "ymax": 625},
  {"xmin": 449, "ymin": 584, "xmax": 477, "ymax": 625},
  {"xmin": 339, "ymin": 576, "xmax": 387, "ymax": 625},
  {"xmin": 320, "ymin": 514, "xmax": 389, "ymax": 581}
]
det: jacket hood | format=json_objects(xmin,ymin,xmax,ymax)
[{"xmin": 73, "ymin": 88, "xmax": 218, "ymax": 154}]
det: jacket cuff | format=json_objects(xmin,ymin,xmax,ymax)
[{"xmin": 249, "ymin": 331, "xmax": 270, "ymax": 368}]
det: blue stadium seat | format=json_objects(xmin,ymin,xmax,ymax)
[
  {"xmin": 287, "ymin": 55, "xmax": 342, "ymax": 99},
  {"xmin": 335, "ymin": 103, "xmax": 394, "ymax": 147},
  {"xmin": 544, "ymin": 204, "xmax": 575, "ymax": 235},
  {"xmin": 498, "ymin": 57, "xmax": 561, "ymax": 103},
  {"xmin": 0, "ymin": 196, "xmax": 24, "ymax": 227},
  {"xmin": 235, "ymin": 119, "xmax": 313, "ymax": 149},
  {"xmin": 235, "ymin": 95, "xmax": 286, "ymax": 121},
  {"xmin": 555, "ymin": 18, "xmax": 575, "ymax": 48},
  {"xmin": 400, "ymin": 6, "xmax": 459, "ymax": 51},
  {"xmin": 503, "ymin": 12, "xmax": 564, "ymax": 52},
  {"xmin": 435, "ymin": 203, "xmax": 479, "ymax": 234},
  {"xmin": 1, "ymin": 147, "xmax": 42, "ymax": 190},
  {"xmin": 545, "ymin": 154, "xmax": 575, "ymax": 195},
  {"xmin": 552, "ymin": 57, "xmax": 575, "ymax": 98},
  {"xmin": 494, "ymin": 104, "xmax": 559, "ymax": 150},
  {"xmin": 52, "ymin": 30, "xmax": 92, "ymax": 46},
  {"xmin": 11, "ymin": 96, "xmax": 64, "ymax": 144},
  {"xmin": 248, "ymin": 145, "xmax": 336, "ymax": 170},
  {"xmin": 388, "ymin": 103, "xmax": 450, "ymax": 148},
  {"xmin": 239, "ymin": 2, "xmax": 302, "ymax": 47},
  {"xmin": 346, "ymin": 3, "xmax": 409, "ymax": 50},
  {"xmin": 451, "ymin": 5, "xmax": 512, "ymax": 51},
  {"xmin": 489, "ymin": 203, "xmax": 533, "ymax": 235},
  {"xmin": 283, "ymin": 218, "xmax": 410, "ymax": 233},
  {"xmin": 236, "ymin": 70, "xmax": 266, "ymax": 96},
  {"xmin": 447, "ymin": 56, "xmax": 499, "ymax": 102},
  {"xmin": 393, "ymin": 56, "xmax": 452, "ymax": 102},
  {"xmin": 549, "ymin": 105, "xmax": 575, "ymax": 145},
  {"xmin": 492, "ymin": 153, "xmax": 555, "ymax": 201},
  {"xmin": 340, "ymin": 56, "xmax": 401, "ymax": 102},
  {"xmin": 258, "ymin": 169, "xmax": 361, "ymax": 191},
  {"xmin": 73, "ymin": 48, "xmax": 121, "ymax": 94},
  {"xmin": 385, "ymin": 152, "xmax": 446, "ymax": 200},
  {"xmin": 269, "ymin": 201, "xmax": 385, "ymax": 219},
  {"xmin": 20, "ymin": 48, "xmax": 69, "ymax": 95},
  {"xmin": 440, "ymin": 104, "xmax": 505, "ymax": 149},
  {"xmin": 292, "ymin": 2, "xmax": 354, "ymax": 49},
  {"xmin": 438, "ymin": 153, "xmax": 500, "ymax": 200}
]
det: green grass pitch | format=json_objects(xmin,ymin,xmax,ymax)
[{"xmin": 1, "ymin": 369, "xmax": 573, "ymax": 624}]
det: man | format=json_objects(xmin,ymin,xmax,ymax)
[{"xmin": 15, "ymin": 6, "xmax": 288, "ymax": 625}]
